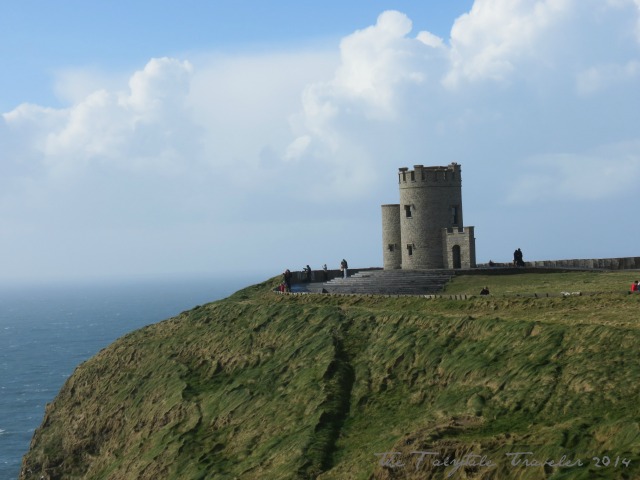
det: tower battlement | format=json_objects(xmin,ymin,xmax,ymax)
[
  {"xmin": 444, "ymin": 226, "xmax": 475, "ymax": 236},
  {"xmin": 398, "ymin": 163, "xmax": 461, "ymax": 186}
]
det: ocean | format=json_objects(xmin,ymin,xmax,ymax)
[{"xmin": 0, "ymin": 275, "xmax": 259, "ymax": 479}]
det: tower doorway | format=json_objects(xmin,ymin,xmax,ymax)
[{"xmin": 452, "ymin": 245, "xmax": 461, "ymax": 269}]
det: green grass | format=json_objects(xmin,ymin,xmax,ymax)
[
  {"xmin": 21, "ymin": 270, "xmax": 640, "ymax": 480},
  {"xmin": 444, "ymin": 270, "xmax": 639, "ymax": 296}
]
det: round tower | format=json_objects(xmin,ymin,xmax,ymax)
[
  {"xmin": 398, "ymin": 163, "xmax": 463, "ymax": 269},
  {"xmin": 381, "ymin": 204, "xmax": 402, "ymax": 269}
]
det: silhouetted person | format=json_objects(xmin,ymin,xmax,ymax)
[
  {"xmin": 480, "ymin": 286, "xmax": 490, "ymax": 295},
  {"xmin": 304, "ymin": 265, "xmax": 311, "ymax": 282},
  {"xmin": 514, "ymin": 248, "xmax": 524, "ymax": 267},
  {"xmin": 283, "ymin": 269, "xmax": 292, "ymax": 292}
]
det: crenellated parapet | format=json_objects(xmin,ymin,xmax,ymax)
[
  {"xmin": 444, "ymin": 226, "xmax": 475, "ymax": 236},
  {"xmin": 398, "ymin": 163, "xmax": 461, "ymax": 187}
]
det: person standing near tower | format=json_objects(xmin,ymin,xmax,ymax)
[{"xmin": 340, "ymin": 259, "xmax": 348, "ymax": 278}]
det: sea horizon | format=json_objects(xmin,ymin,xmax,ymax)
[{"xmin": 0, "ymin": 273, "xmax": 265, "ymax": 479}]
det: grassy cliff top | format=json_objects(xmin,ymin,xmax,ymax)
[{"xmin": 21, "ymin": 271, "xmax": 640, "ymax": 479}]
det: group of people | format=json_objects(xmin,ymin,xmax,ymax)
[
  {"xmin": 513, "ymin": 248, "xmax": 525, "ymax": 267},
  {"xmin": 302, "ymin": 264, "xmax": 332, "ymax": 282},
  {"xmin": 278, "ymin": 260, "xmax": 349, "ymax": 292}
]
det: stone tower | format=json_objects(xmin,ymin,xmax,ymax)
[
  {"xmin": 381, "ymin": 204, "xmax": 402, "ymax": 269},
  {"xmin": 381, "ymin": 163, "xmax": 476, "ymax": 270}
]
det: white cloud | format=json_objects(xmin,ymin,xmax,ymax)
[
  {"xmin": 416, "ymin": 31, "xmax": 445, "ymax": 49},
  {"xmin": 507, "ymin": 141, "xmax": 640, "ymax": 204},
  {"xmin": 444, "ymin": 0, "xmax": 640, "ymax": 89},
  {"xmin": 284, "ymin": 135, "xmax": 312, "ymax": 161},
  {"xmin": 126, "ymin": 58, "xmax": 193, "ymax": 116},
  {"xmin": 52, "ymin": 66, "xmax": 127, "ymax": 105},
  {"xmin": 608, "ymin": 0, "xmax": 640, "ymax": 43},
  {"xmin": 326, "ymin": 10, "xmax": 445, "ymax": 115},
  {"xmin": 576, "ymin": 61, "xmax": 640, "ymax": 95},
  {"xmin": 3, "ymin": 57, "xmax": 198, "ymax": 178},
  {"xmin": 289, "ymin": 1, "xmax": 640, "ymax": 194},
  {"xmin": 445, "ymin": 0, "xmax": 573, "ymax": 87},
  {"xmin": 283, "ymin": 10, "xmax": 453, "ymax": 197},
  {"xmin": 187, "ymin": 51, "xmax": 336, "ymax": 171},
  {"xmin": 333, "ymin": 10, "xmax": 416, "ymax": 106}
]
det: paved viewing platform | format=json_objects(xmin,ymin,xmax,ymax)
[
  {"xmin": 291, "ymin": 269, "xmax": 454, "ymax": 295},
  {"xmin": 319, "ymin": 269, "xmax": 455, "ymax": 295},
  {"xmin": 285, "ymin": 262, "xmax": 628, "ymax": 296}
]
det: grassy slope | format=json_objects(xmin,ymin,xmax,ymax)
[{"xmin": 21, "ymin": 272, "xmax": 640, "ymax": 480}]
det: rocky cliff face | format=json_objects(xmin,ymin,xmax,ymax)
[{"xmin": 20, "ymin": 277, "xmax": 640, "ymax": 479}]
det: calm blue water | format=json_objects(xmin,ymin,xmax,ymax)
[{"xmin": 0, "ymin": 275, "xmax": 258, "ymax": 479}]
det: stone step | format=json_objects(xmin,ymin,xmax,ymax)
[{"xmin": 321, "ymin": 269, "xmax": 453, "ymax": 295}]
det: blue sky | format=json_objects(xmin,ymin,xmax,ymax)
[
  {"xmin": 1, "ymin": 0, "xmax": 639, "ymax": 283},
  {"xmin": 0, "ymin": 1, "xmax": 472, "ymax": 110}
]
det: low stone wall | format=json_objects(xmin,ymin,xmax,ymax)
[
  {"xmin": 282, "ymin": 256, "xmax": 639, "ymax": 288},
  {"xmin": 528, "ymin": 257, "xmax": 640, "ymax": 270},
  {"xmin": 477, "ymin": 256, "xmax": 640, "ymax": 270},
  {"xmin": 287, "ymin": 267, "xmax": 382, "ymax": 284}
]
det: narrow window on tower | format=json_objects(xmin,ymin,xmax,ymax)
[
  {"xmin": 407, "ymin": 244, "xmax": 413, "ymax": 256},
  {"xmin": 388, "ymin": 244, "xmax": 395, "ymax": 252},
  {"xmin": 404, "ymin": 205, "xmax": 412, "ymax": 218},
  {"xmin": 451, "ymin": 205, "xmax": 459, "ymax": 226}
]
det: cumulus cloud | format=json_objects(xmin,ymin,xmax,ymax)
[
  {"xmin": 187, "ymin": 50, "xmax": 336, "ymax": 172},
  {"xmin": 444, "ymin": 0, "xmax": 573, "ymax": 87},
  {"xmin": 3, "ymin": 58, "xmax": 197, "ymax": 179},
  {"xmin": 445, "ymin": 0, "xmax": 640, "ymax": 88},
  {"xmin": 52, "ymin": 66, "xmax": 126, "ymax": 105},
  {"xmin": 283, "ymin": 10, "xmax": 453, "ymax": 197},
  {"xmin": 306, "ymin": 11, "xmax": 446, "ymax": 118},
  {"xmin": 288, "ymin": 2, "xmax": 640, "ymax": 202},
  {"xmin": 8, "ymin": 3, "xmax": 635, "ymax": 206}
]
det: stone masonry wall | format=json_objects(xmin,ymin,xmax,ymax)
[
  {"xmin": 477, "ymin": 257, "xmax": 640, "ymax": 270},
  {"xmin": 527, "ymin": 257, "xmax": 640, "ymax": 270},
  {"xmin": 381, "ymin": 204, "xmax": 402, "ymax": 269},
  {"xmin": 399, "ymin": 164, "xmax": 463, "ymax": 269},
  {"xmin": 442, "ymin": 226, "xmax": 477, "ymax": 269}
]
